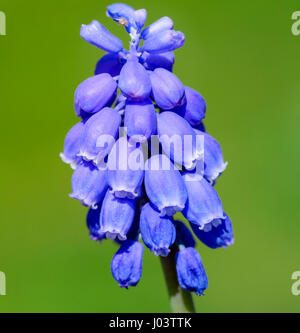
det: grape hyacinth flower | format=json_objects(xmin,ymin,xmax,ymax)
[{"xmin": 60, "ymin": 3, "xmax": 233, "ymax": 313}]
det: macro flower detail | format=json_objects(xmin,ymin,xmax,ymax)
[
  {"xmin": 124, "ymin": 98, "xmax": 157, "ymax": 142},
  {"xmin": 140, "ymin": 203, "xmax": 176, "ymax": 256},
  {"xmin": 157, "ymin": 111, "xmax": 202, "ymax": 169},
  {"xmin": 149, "ymin": 68, "xmax": 185, "ymax": 110},
  {"xmin": 86, "ymin": 205, "xmax": 105, "ymax": 241},
  {"xmin": 78, "ymin": 107, "xmax": 121, "ymax": 165},
  {"xmin": 94, "ymin": 53, "xmax": 124, "ymax": 77},
  {"xmin": 118, "ymin": 56, "xmax": 152, "ymax": 100},
  {"xmin": 190, "ymin": 213, "xmax": 234, "ymax": 249},
  {"xmin": 61, "ymin": 3, "xmax": 233, "ymax": 306},
  {"xmin": 60, "ymin": 121, "xmax": 85, "ymax": 169},
  {"xmin": 111, "ymin": 240, "xmax": 144, "ymax": 288},
  {"xmin": 173, "ymin": 86, "xmax": 206, "ymax": 127},
  {"xmin": 176, "ymin": 247, "xmax": 209, "ymax": 296},
  {"xmin": 194, "ymin": 129, "xmax": 228, "ymax": 185},
  {"xmin": 145, "ymin": 154, "xmax": 188, "ymax": 216},
  {"xmin": 69, "ymin": 161, "xmax": 108, "ymax": 208},
  {"xmin": 99, "ymin": 190, "xmax": 136, "ymax": 240},
  {"xmin": 74, "ymin": 74, "xmax": 117, "ymax": 116},
  {"xmin": 182, "ymin": 173, "xmax": 225, "ymax": 229},
  {"xmin": 80, "ymin": 20, "xmax": 123, "ymax": 53},
  {"xmin": 107, "ymin": 137, "xmax": 144, "ymax": 199}
]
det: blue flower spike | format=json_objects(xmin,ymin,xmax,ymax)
[{"xmin": 61, "ymin": 3, "xmax": 232, "ymax": 299}]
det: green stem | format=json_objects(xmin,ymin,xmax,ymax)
[{"xmin": 160, "ymin": 245, "xmax": 196, "ymax": 313}]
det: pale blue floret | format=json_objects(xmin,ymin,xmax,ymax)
[
  {"xmin": 70, "ymin": 161, "xmax": 108, "ymax": 209},
  {"xmin": 60, "ymin": 121, "xmax": 84, "ymax": 169},
  {"xmin": 107, "ymin": 137, "xmax": 144, "ymax": 199},
  {"xmin": 157, "ymin": 111, "xmax": 203, "ymax": 170},
  {"xmin": 149, "ymin": 68, "xmax": 185, "ymax": 110},
  {"xmin": 99, "ymin": 190, "xmax": 136, "ymax": 241},
  {"xmin": 80, "ymin": 20, "xmax": 123, "ymax": 52},
  {"xmin": 78, "ymin": 107, "xmax": 121, "ymax": 165},
  {"xmin": 144, "ymin": 154, "xmax": 188, "ymax": 216},
  {"xmin": 140, "ymin": 203, "xmax": 176, "ymax": 256}
]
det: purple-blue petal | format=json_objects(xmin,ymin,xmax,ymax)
[
  {"xmin": 60, "ymin": 121, "xmax": 84, "ymax": 169},
  {"xmin": 174, "ymin": 220, "xmax": 196, "ymax": 248},
  {"xmin": 145, "ymin": 154, "xmax": 188, "ymax": 216},
  {"xmin": 78, "ymin": 107, "xmax": 121, "ymax": 165},
  {"xmin": 107, "ymin": 137, "xmax": 144, "ymax": 199},
  {"xmin": 80, "ymin": 20, "xmax": 123, "ymax": 53},
  {"xmin": 118, "ymin": 58, "xmax": 152, "ymax": 100},
  {"xmin": 141, "ymin": 16, "xmax": 174, "ymax": 40},
  {"xmin": 99, "ymin": 190, "xmax": 136, "ymax": 241},
  {"xmin": 94, "ymin": 53, "xmax": 123, "ymax": 77},
  {"xmin": 111, "ymin": 240, "xmax": 144, "ymax": 288},
  {"xmin": 134, "ymin": 9, "xmax": 147, "ymax": 29},
  {"xmin": 124, "ymin": 98, "xmax": 157, "ymax": 142},
  {"xmin": 143, "ymin": 30, "xmax": 185, "ymax": 54},
  {"xmin": 176, "ymin": 247, "xmax": 208, "ymax": 296},
  {"xmin": 141, "ymin": 51, "xmax": 174, "ymax": 72},
  {"xmin": 157, "ymin": 111, "xmax": 202, "ymax": 169},
  {"xmin": 86, "ymin": 205, "xmax": 106, "ymax": 241},
  {"xmin": 74, "ymin": 73, "xmax": 117, "ymax": 116},
  {"xmin": 194, "ymin": 129, "xmax": 228, "ymax": 184},
  {"xmin": 70, "ymin": 161, "xmax": 108, "ymax": 208},
  {"xmin": 182, "ymin": 173, "xmax": 225, "ymax": 229},
  {"xmin": 140, "ymin": 203, "xmax": 176, "ymax": 256},
  {"xmin": 149, "ymin": 68, "xmax": 185, "ymax": 110},
  {"xmin": 191, "ymin": 213, "xmax": 234, "ymax": 249},
  {"xmin": 173, "ymin": 87, "xmax": 206, "ymax": 126},
  {"xmin": 106, "ymin": 3, "xmax": 138, "ymax": 33}
]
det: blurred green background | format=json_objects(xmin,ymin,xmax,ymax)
[{"xmin": 0, "ymin": 0, "xmax": 300, "ymax": 313}]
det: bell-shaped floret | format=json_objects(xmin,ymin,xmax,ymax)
[
  {"xmin": 149, "ymin": 68, "xmax": 185, "ymax": 110},
  {"xmin": 140, "ymin": 203, "xmax": 176, "ymax": 256},
  {"xmin": 78, "ymin": 107, "xmax": 121, "ymax": 165},
  {"xmin": 99, "ymin": 190, "xmax": 136, "ymax": 240},
  {"xmin": 107, "ymin": 137, "xmax": 144, "ymax": 199},
  {"xmin": 80, "ymin": 20, "xmax": 123, "ymax": 53},
  {"xmin": 74, "ymin": 73, "xmax": 117, "ymax": 116},
  {"xmin": 111, "ymin": 240, "xmax": 144, "ymax": 288},
  {"xmin": 70, "ymin": 161, "xmax": 108, "ymax": 208},
  {"xmin": 176, "ymin": 247, "xmax": 208, "ymax": 296},
  {"xmin": 145, "ymin": 154, "xmax": 188, "ymax": 216}
]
